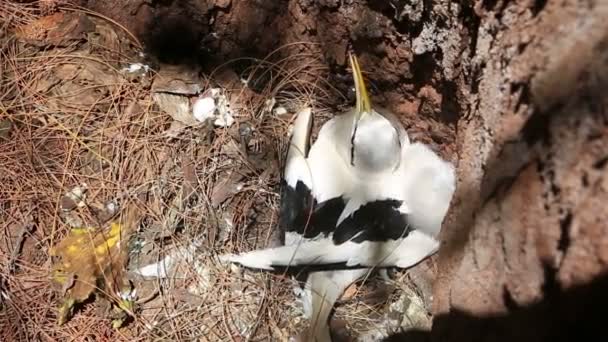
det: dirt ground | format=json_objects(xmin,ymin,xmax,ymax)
[{"xmin": 2, "ymin": 0, "xmax": 608, "ymax": 341}]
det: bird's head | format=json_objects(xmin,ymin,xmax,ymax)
[{"xmin": 348, "ymin": 54, "xmax": 408, "ymax": 173}]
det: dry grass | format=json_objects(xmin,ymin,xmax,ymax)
[{"xmin": 0, "ymin": 2, "xmax": 432, "ymax": 341}]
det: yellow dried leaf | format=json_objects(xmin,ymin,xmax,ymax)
[
  {"xmin": 51, "ymin": 205, "xmax": 141, "ymax": 325},
  {"xmin": 51, "ymin": 221, "xmax": 129, "ymax": 325},
  {"xmin": 58, "ymin": 298, "xmax": 76, "ymax": 326},
  {"xmin": 111, "ymin": 298, "xmax": 134, "ymax": 329}
]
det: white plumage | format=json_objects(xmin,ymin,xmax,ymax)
[{"xmin": 222, "ymin": 55, "xmax": 456, "ymax": 341}]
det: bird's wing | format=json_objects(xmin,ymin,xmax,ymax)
[
  {"xmin": 225, "ymin": 195, "xmax": 437, "ymax": 270},
  {"xmin": 281, "ymin": 110, "xmax": 356, "ymax": 244},
  {"xmin": 331, "ymin": 199, "xmax": 410, "ymax": 244},
  {"xmin": 224, "ymin": 143, "xmax": 452, "ymax": 270},
  {"xmin": 282, "ymin": 108, "xmax": 313, "ymax": 189},
  {"xmin": 305, "ymin": 113, "xmax": 355, "ymax": 203},
  {"xmin": 397, "ymin": 142, "xmax": 456, "ymax": 237},
  {"xmin": 224, "ymin": 112, "xmax": 453, "ymax": 270},
  {"xmin": 279, "ymin": 108, "xmax": 318, "ymax": 243}
]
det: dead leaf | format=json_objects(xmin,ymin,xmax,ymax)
[
  {"xmin": 77, "ymin": 59, "xmax": 121, "ymax": 86},
  {"xmin": 48, "ymin": 81, "xmax": 102, "ymax": 111},
  {"xmin": 48, "ymin": 14, "xmax": 95, "ymax": 45},
  {"xmin": 43, "ymin": 56, "xmax": 122, "ymax": 113},
  {"xmin": 60, "ymin": 184, "xmax": 88, "ymax": 211},
  {"xmin": 172, "ymin": 289, "xmax": 205, "ymax": 306},
  {"xmin": 152, "ymin": 65, "xmax": 204, "ymax": 126},
  {"xmin": 163, "ymin": 120, "xmax": 188, "ymax": 138},
  {"xmin": 50, "ymin": 205, "xmax": 139, "ymax": 325},
  {"xmin": 211, "ymin": 171, "xmax": 245, "ymax": 208},
  {"xmin": 0, "ymin": 120, "xmax": 12, "ymax": 141},
  {"xmin": 55, "ymin": 59, "xmax": 121, "ymax": 85},
  {"xmin": 16, "ymin": 13, "xmax": 95, "ymax": 47},
  {"xmin": 31, "ymin": 73, "xmax": 61, "ymax": 94},
  {"xmin": 181, "ymin": 153, "xmax": 197, "ymax": 203},
  {"xmin": 91, "ymin": 21, "xmax": 121, "ymax": 54},
  {"xmin": 219, "ymin": 139, "xmax": 243, "ymax": 159},
  {"xmin": 151, "ymin": 65, "xmax": 202, "ymax": 95},
  {"xmin": 341, "ymin": 283, "xmax": 358, "ymax": 301},
  {"xmin": 53, "ymin": 63, "xmax": 80, "ymax": 81},
  {"xmin": 153, "ymin": 92, "xmax": 198, "ymax": 126},
  {"xmin": 15, "ymin": 13, "xmax": 65, "ymax": 41},
  {"xmin": 124, "ymin": 100, "xmax": 144, "ymax": 117}
]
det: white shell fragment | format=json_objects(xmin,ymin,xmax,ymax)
[
  {"xmin": 273, "ymin": 106, "xmax": 287, "ymax": 116},
  {"xmin": 150, "ymin": 65, "xmax": 236, "ymax": 129},
  {"xmin": 132, "ymin": 242, "xmax": 199, "ymax": 279},
  {"xmin": 263, "ymin": 97, "xmax": 276, "ymax": 114},
  {"xmin": 210, "ymin": 88, "xmax": 221, "ymax": 97},
  {"xmin": 131, "ymin": 240, "xmax": 215, "ymax": 295},
  {"xmin": 61, "ymin": 183, "xmax": 88, "ymax": 211},
  {"xmin": 192, "ymin": 97, "xmax": 216, "ymax": 122},
  {"xmin": 151, "ymin": 65, "xmax": 204, "ymax": 128},
  {"xmin": 105, "ymin": 201, "xmax": 118, "ymax": 215},
  {"xmin": 214, "ymin": 91, "xmax": 235, "ymax": 127},
  {"xmin": 133, "ymin": 253, "xmax": 180, "ymax": 278},
  {"xmin": 122, "ymin": 63, "xmax": 150, "ymax": 74},
  {"xmin": 190, "ymin": 88, "xmax": 235, "ymax": 127}
]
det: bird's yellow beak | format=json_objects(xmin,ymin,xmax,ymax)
[{"xmin": 349, "ymin": 53, "xmax": 371, "ymax": 121}]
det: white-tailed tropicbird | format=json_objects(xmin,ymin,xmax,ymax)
[{"xmin": 223, "ymin": 54, "xmax": 456, "ymax": 341}]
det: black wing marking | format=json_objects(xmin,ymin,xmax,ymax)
[
  {"xmin": 332, "ymin": 199, "xmax": 412, "ymax": 244},
  {"xmin": 279, "ymin": 180, "xmax": 345, "ymax": 239}
]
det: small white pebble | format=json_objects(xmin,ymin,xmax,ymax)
[
  {"xmin": 213, "ymin": 113, "xmax": 234, "ymax": 127},
  {"xmin": 273, "ymin": 106, "xmax": 287, "ymax": 115},
  {"xmin": 127, "ymin": 64, "xmax": 142, "ymax": 72},
  {"xmin": 210, "ymin": 88, "xmax": 221, "ymax": 97},
  {"xmin": 105, "ymin": 201, "xmax": 118, "ymax": 214},
  {"xmin": 230, "ymin": 263, "xmax": 241, "ymax": 275},
  {"xmin": 122, "ymin": 63, "xmax": 150, "ymax": 73}
]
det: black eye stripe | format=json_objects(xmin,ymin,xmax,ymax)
[{"xmin": 350, "ymin": 123, "xmax": 358, "ymax": 166}]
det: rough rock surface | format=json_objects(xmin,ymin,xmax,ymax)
[{"xmin": 72, "ymin": 0, "xmax": 608, "ymax": 340}]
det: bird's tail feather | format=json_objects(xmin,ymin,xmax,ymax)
[
  {"xmin": 283, "ymin": 107, "xmax": 314, "ymax": 188},
  {"xmin": 287, "ymin": 107, "xmax": 313, "ymax": 164},
  {"xmin": 304, "ymin": 270, "xmax": 368, "ymax": 342},
  {"xmin": 220, "ymin": 238, "xmax": 361, "ymax": 270}
]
